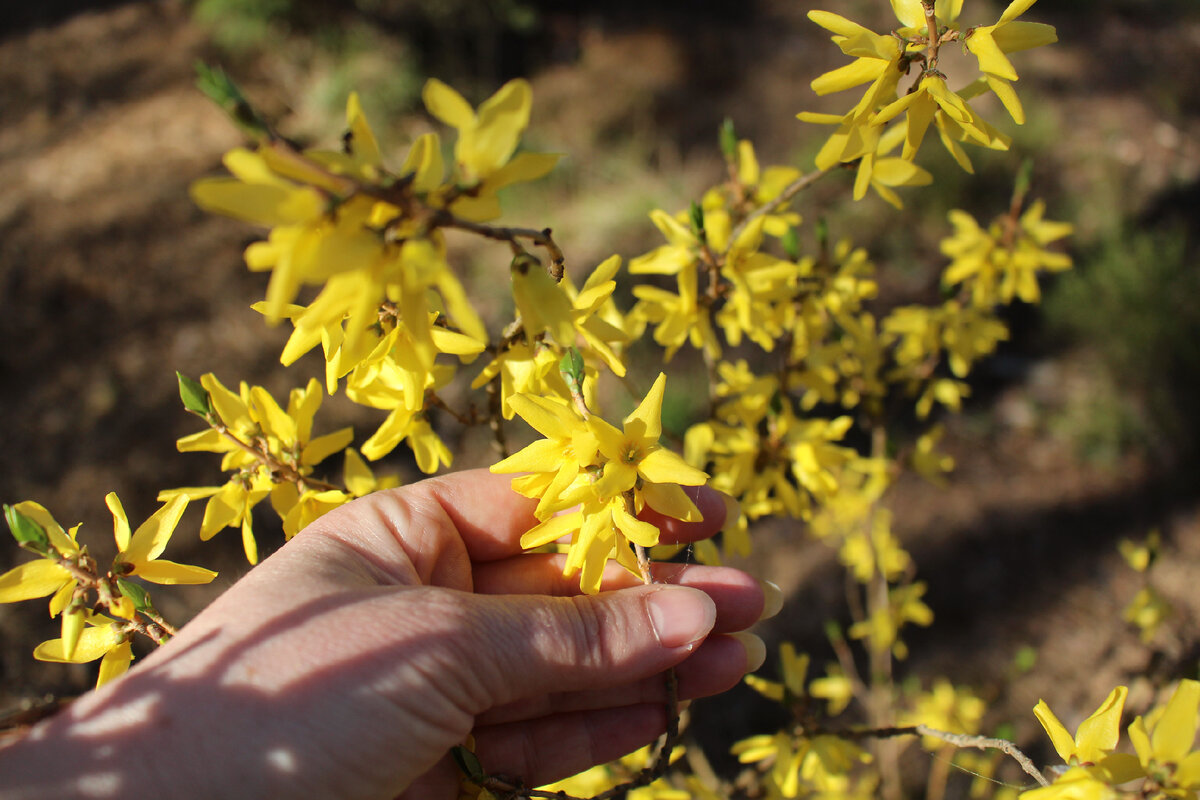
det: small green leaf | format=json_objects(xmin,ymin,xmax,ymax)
[
  {"xmin": 4, "ymin": 504, "xmax": 50, "ymax": 554},
  {"xmin": 117, "ymin": 578, "xmax": 154, "ymax": 613},
  {"xmin": 176, "ymin": 371, "xmax": 212, "ymax": 417},
  {"xmin": 823, "ymin": 619, "xmax": 844, "ymax": 644},
  {"xmin": 1013, "ymin": 157, "xmax": 1034, "ymax": 205},
  {"xmin": 815, "ymin": 217, "xmax": 830, "ymax": 255},
  {"xmin": 1013, "ymin": 645, "xmax": 1038, "ymax": 674},
  {"xmin": 451, "ymin": 745, "xmax": 484, "ymax": 781},
  {"xmin": 781, "ymin": 226, "xmax": 801, "ymax": 261},
  {"xmin": 719, "ymin": 117, "xmax": 738, "ymax": 161},
  {"xmin": 194, "ymin": 61, "xmax": 272, "ymax": 141},
  {"xmin": 559, "ymin": 347, "xmax": 585, "ymax": 394},
  {"xmin": 688, "ymin": 201, "xmax": 706, "ymax": 238}
]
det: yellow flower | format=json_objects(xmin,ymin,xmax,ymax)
[
  {"xmin": 901, "ymin": 679, "xmax": 986, "ymax": 750},
  {"xmin": 588, "ymin": 373, "xmax": 709, "ymax": 501},
  {"xmin": 1128, "ymin": 680, "xmax": 1200, "ymax": 782},
  {"xmin": 106, "ymin": 494, "xmax": 217, "ymax": 586},
  {"xmin": 632, "ymin": 264, "xmax": 722, "ymax": 361},
  {"xmin": 1034, "ymin": 687, "xmax": 1141, "ymax": 781},
  {"xmin": 912, "ymin": 425, "xmax": 955, "ymax": 487},
  {"xmin": 745, "ymin": 642, "xmax": 810, "ymax": 703},
  {"xmin": 848, "ymin": 582, "xmax": 933, "ymax": 658},
  {"xmin": 965, "ymin": 0, "xmax": 1058, "ymax": 84},
  {"xmin": 628, "ymin": 209, "xmax": 701, "ymax": 276},
  {"xmin": 520, "ymin": 493, "xmax": 662, "ymax": 595},
  {"xmin": 422, "ymin": 78, "xmax": 553, "ymax": 190},
  {"xmin": 810, "ymin": 664, "xmax": 855, "ymax": 716},
  {"xmin": 34, "ymin": 612, "xmax": 134, "ymax": 688},
  {"xmin": 0, "ymin": 502, "xmax": 82, "ymax": 615},
  {"xmin": 1018, "ymin": 767, "xmax": 1118, "ymax": 800},
  {"xmin": 491, "ymin": 393, "xmax": 599, "ymax": 519},
  {"xmin": 805, "ymin": 11, "xmax": 905, "ymax": 116}
]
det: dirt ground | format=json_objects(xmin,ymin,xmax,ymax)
[{"xmin": 2, "ymin": 0, "xmax": 1200, "ymax": 791}]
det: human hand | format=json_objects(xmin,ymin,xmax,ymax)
[{"xmin": 0, "ymin": 469, "xmax": 773, "ymax": 800}]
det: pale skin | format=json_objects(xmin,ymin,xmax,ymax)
[{"xmin": 0, "ymin": 470, "xmax": 770, "ymax": 799}]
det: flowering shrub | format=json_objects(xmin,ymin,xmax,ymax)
[{"xmin": 3, "ymin": 2, "xmax": 1194, "ymax": 798}]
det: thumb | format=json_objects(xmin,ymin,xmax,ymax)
[{"xmin": 448, "ymin": 583, "xmax": 717, "ymax": 710}]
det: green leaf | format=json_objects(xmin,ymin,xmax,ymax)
[
  {"xmin": 176, "ymin": 371, "xmax": 213, "ymax": 417},
  {"xmin": 4, "ymin": 504, "xmax": 50, "ymax": 554},
  {"xmin": 194, "ymin": 61, "xmax": 272, "ymax": 142},
  {"xmin": 117, "ymin": 578, "xmax": 154, "ymax": 613},
  {"xmin": 782, "ymin": 225, "xmax": 801, "ymax": 261},
  {"xmin": 1013, "ymin": 157, "xmax": 1034, "ymax": 206},
  {"xmin": 450, "ymin": 745, "xmax": 484, "ymax": 781},
  {"xmin": 688, "ymin": 201, "xmax": 706, "ymax": 238},
  {"xmin": 1013, "ymin": 645, "xmax": 1038, "ymax": 673},
  {"xmin": 559, "ymin": 347, "xmax": 585, "ymax": 394},
  {"xmin": 719, "ymin": 117, "xmax": 738, "ymax": 161}
]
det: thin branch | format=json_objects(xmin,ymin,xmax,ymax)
[
  {"xmin": 725, "ymin": 169, "xmax": 828, "ymax": 254},
  {"xmin": 804, "ymin": 724, "xmax": 1049, "ymax": 789}
]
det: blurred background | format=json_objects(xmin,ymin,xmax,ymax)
[{"xmin": 1, "ymin": 0, "xmax": 1199, "ymax": 786}]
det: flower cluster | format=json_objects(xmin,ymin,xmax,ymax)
[
  {"xmin": 491, "ymin": 372, "xmax": 709, "ymax": 594},
  {"xmin": 1025, "ymin": 682, "xmax": 1200, "ymax": 800},
  {"xmin": 800, "ymin": 0, "xmax": 1059, "ymax": 200},
  {"xmin": 0, "ymin": 498, "xmax": 215, "ymax": 687}
]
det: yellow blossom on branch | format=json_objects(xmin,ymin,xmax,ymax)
[{"xmin": 492, "ymin": 373, "xmax": 708, "ymax": 593}]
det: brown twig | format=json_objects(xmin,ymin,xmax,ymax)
[{"xmin": 725, "ymin": 169, "xmax": 828, "ymax": 254}]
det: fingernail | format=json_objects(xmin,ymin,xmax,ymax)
[
  {"xmin": 730, "ymin": 632, "xmax": 767, "ymax": 673},
  {"xmin": 758, "ymin": 580, "xmax": 783, "ymax": 621},
  {"xmin": 645, "ymin": 586, "xmax": 716, "ymax": 649},
  {"xmin": 719, "ymin": 491, "xmax": 741, "ymax": 523}
]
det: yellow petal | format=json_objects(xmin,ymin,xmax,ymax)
[
  {"xmin": 60, "ymin": 609, "xmax": 86, "ymax": 660},
  {"xmin": 0, "ymin": 560, "xmax": 71, "ymax": 603},
  {"xmin": 811, "ymin": 58, "xmax": 887, "ymax": 96},
  {"xmin": 998, "ymin": 0, "xmax": 1039, "ymax": 25},
  {"xmin": 34, "ymin": 624, "xmax": 120, "ymax": 664},
  {"xmin": 483, "ymin": 151, "xmax": 562, "ymax": 191},
  {"xmin": 638, "ymin": 449, "xmax": 710, "ymax": 487},
  {"xmin": 401, "ymin": 132, "xmax": 446, "ymax": 193},
  {"xmin": 1151, "ymin": 679, "xmax": 1200, "ymax": 764},
  {"xmin": 302, "ymin": 427, "xmax": 354, "ymax": 467},
  {"xmin": 133, "ymin": 560, "xmax": 218, "ymax": 585},
  {"xmin": 200, "ymin": 484, "xmax": 242, "ymax": 540},
  {"xmin": 984, "ymin": 75, "xmax": 1025, "ymax": 124},
  {"xmin": 1075, "ymin": 686, "xmax": 1128, "ymax": 762},
  {"xmin": 49, "ymin": 580, "xmax": 75, "ymax": 617},
  {"xmin": 506, "ymin": 394, "xmax": 576, "ymax": 441},
  {"xmin": 1175, "ymin": 751, "xmax": 1200, "ymax": 788},
  {"xmin": 625, "ymin": 373, "xmax": 667, "ymax": 442},
  {"xmin": 612, "ymin": 503, "xmax": 661, "ymax": 548},
  {"xmin": 520, "ymin": 511, "xmax": 582, "ymax": 549},
  {"xmin": 189, "ymin": 179, "xmax": 323, "ymax": 227},
  {"xmin": 96, "ymin": 640, "xmax": 134, "ymax": 687},
  {"xmin": 241, "ymin": 517, "xmax": 259, "ymax": 565},
  {"xmin": 459, "ymin": 78, "xmax": 532, "ymax": 177},
  {"xmin": 993, "ymin": 20, "xmax": 1057, "ymax": 52},
  {"xmin": 343, "ymin": 449, "xmax": 376, "ymax": 497},
  {"xmin": 122, "ymin": 495, "xmax": 189, "ymax": 566},
  {"xmin": 639, "ymin": 482, "xmax": 703, "ymax": 522},
  {"xmin": 511, "ymin": 258, "xmax": 576, "ymax": 347},
  {"xmin": 1033, "ymin": 699, "xmax": 1079, "ymax": 763},
  {"xmin": 105, "ymin": 492, "xmax": 133, "ymax": 553},
  {"xmin": 422, "ymin": 78, "xmax": 475, "ymax": 129},
  {"xmin": 1128, "ymin": 716, "xmax": 1152, "ymax": 765},
  {"xmin": 490, "ymin": 438, "xmax": 563, "ymax": 475},
  {"xmin": 967, "ymin": 29, "xmax": 1019, "ymax": 81},
  {"xmin": 345, "ymin": 92, "xmax": 382, "ymax": 168},
  {"xmin": 250, "ymin": 385, "xmax": 297, "ymax": 443}
]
